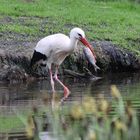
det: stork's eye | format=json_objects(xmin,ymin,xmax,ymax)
[{"xmin": 78, "ymin": 33, "xmax": 82, "ymax": 37}]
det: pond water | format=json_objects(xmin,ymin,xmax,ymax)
[
  {"xmin": 0, "ymin": 72, "xmax": 140, "ymax": 106},
  {"xmin": 0, "ymin": 72, "xmax": 140, "ymax": 135}
]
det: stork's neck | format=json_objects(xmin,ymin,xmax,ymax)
[{"xmin": 69, "ymin": 37, "xmax": 78, "ymax": 52}]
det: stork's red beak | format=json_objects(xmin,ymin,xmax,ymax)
[{"xmin": 80, "ymin": 37, "xmax": 96, "ymax": 58}]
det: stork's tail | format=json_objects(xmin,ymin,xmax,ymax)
[{"xmin": 30, "ymin": 50, "xmax": 47, "ymax": 68}]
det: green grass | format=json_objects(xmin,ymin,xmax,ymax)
[
  {"xmin": 0, "ymin": 116, "xmax": 24, "ymax": 132},
  {"xmin": 0, "ymin": 0, "xmax": 140, "ymax": 54},
  {"xmin": 0, "ymin": 109, "xmax": 33, "ymax": 132}
]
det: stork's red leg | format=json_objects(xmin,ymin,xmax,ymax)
[
  {"xmin": 54, "ymin": 65, "xmax": 70, "ymax": 100},
  {"xmin": 49, "ymin": 69, "xmax": 55, "ymax": 94},
  {"xmin": 49, "ymin": 68, "xmax": 58, "ymax": 109}
]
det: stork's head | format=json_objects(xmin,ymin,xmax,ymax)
[{"xmin": 70, "ymin": 27, "xmax": 96, "ymax": 57}]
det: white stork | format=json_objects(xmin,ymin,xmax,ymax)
[{"xmin": 30, "ymin": 27, "xmax": 96, "ymax": 101}]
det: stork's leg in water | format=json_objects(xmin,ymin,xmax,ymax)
[
  {"xmin": 54, "ymin": 65, "xmax": 70, "ymax": 101},
  {"xmin": 49, "ymin": 68, "xmax": 56, "ymax": 108},
  {"xmin": 49, "ymin": 69, "xmax": 56, "ymax": 94},
  {"xmin": 49, "ymin": 68, "xmax": 56, "ymax": 99}
]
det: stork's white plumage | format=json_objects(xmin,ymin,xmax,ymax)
[{"xmin": 30, "ymin": 27, "xmax": 96, "ymax": 101}]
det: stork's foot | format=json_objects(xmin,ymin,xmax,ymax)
[
  {"xmin": 64, "ymin": 87, "xmax": 70, "ymax": 98},
  {"xmin": 60, "ymin": 87, "xmax": 70, "ymax": 103}
]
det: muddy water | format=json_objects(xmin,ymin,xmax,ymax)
[{"xmin": 0, "ymin": 72, "xmax": 140, "ymax": 106}]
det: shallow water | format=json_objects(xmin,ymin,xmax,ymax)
[
  {"xmin": 0, "ymin": 72, "xmax": 140, "ymax": 134},
  {"xmin": 0, "ymin": 72, "xmax": 140, "ymax": 106}
]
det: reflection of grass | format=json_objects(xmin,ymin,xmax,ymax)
[
  {"xmin": 25, "ymin": 85, "xmax": 139, "ymax": 140},
  {"xmin": 0, "ymin": 85, "xmax": 139, "ymax": 140},
  {"xmin": 0, "ymin": 116, "xmax": 24, "ymax": 132},
  {"xmin": 0, "ymin": 109, "xmax": 32, "ymax": 132}
]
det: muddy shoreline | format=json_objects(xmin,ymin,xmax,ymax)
[
  {"xmin": 0, "ymin": 17, "xmax": 140, "ymax": 82},
  {"xmin": 0, "ymin": 38, "xmax": 140, "ymax": 82}
]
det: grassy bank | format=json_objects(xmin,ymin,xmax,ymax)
[{"xmin": 0, "ymin": 0, "xmax": 140, "ymax": 54}]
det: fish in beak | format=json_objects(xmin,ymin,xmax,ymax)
[
  {"xmin": 83, "ymin": 47, "xmax": 100, "ymax": 72},
  {"xmin": 80, "ymin": 37, "xmax": 96, "ymax": 58},
  {"xmin": 80, "ymin": 37, "xmax": 100, "ymax": 71}
]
